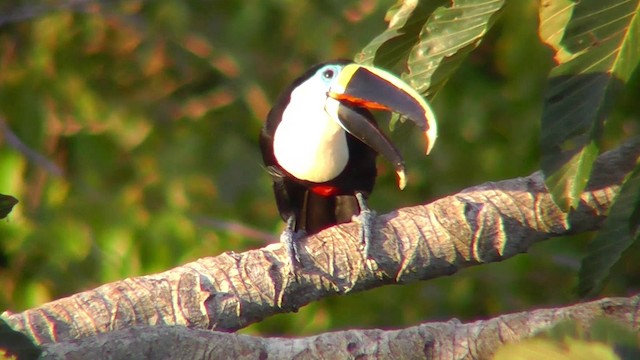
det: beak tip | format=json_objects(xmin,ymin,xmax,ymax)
[{"xmin": 424, "ymin": 130, "xmax": 437, "ymax": 155}]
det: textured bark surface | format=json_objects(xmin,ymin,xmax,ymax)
[
  {"xmin": 39, "ymin": 295, "xmax": 640, "ymax": 359},
  {"xmin": 3, "ymin": 138, "xmax": 640, "ymax": 348}
]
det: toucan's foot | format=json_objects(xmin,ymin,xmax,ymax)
[
  {"xmin": 280, "ymin": 216, "xmax": 306, "ymax": 274},
  {"xmin": 353, "ymin": 192, "xmax": 377, "ymax": 259},
  {"xmin": 280, "ymin": 228, "xmax": 306, "ymax": 268}
]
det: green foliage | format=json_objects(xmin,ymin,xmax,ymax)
[
  {"xmin": 538, "ymin": 0, "xmax": 640, "ymax": 296},
  {"xmin": 356, "ymin": 0, "xmax": 506, "ymax": 128},
  {"xmin": 358, "ymin": 0, "xmax": 640, "ymax": 310},
  {"xmin": 404, "ymin": 0, "xmax": 506, "ymax": 98},
  {"xmin": 0, "ymin": 0, "xmax": 638, "ymax": 337},
  {"xmin": 540, "ymin": 318, "xmax": 639, "ymax": 347},
  {"xmin": 578, "ymin": 167, "xmax": 640, "ymax": 297},
  {"xmin": 494, "ymin": 338, "xmax": 619, "ymax": 360},
  {"xmin": 539, "ymin": 0, "xmax": 640, "ymax": 211},
  {"xmin": 495, "ymin": 318, "xmax": 640, "ymax": 359},
  {"xmin": 356, "ymin": 0, "xmax": 447, "ymax": 70}
]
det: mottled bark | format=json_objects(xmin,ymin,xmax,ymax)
[{"xmin": 3, "ymin": 138, "xmax": 640, "ymax": 351}]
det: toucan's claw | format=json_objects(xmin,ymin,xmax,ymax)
[
  {"xmin": 353, "ymin": 192, "xmax": 376, "ymax": 260},
  {"xmin": 280, "ymin": 216, "xmax": 305, "ymax": 276}
]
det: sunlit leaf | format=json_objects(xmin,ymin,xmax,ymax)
[
  {"xmin": 578, "ymin": 165, "xmax": 640, "ymax": 297},
  {"xmin": 534, "ymin": 319, "xmax": 640, "ymax": 359},
  {"xmin": 361, "ymin": 0, "xmax": 505, "ymax": 130},
  {"xmin": 540, "ymin": 0, "xmax": 640, "ymax": 211},
  {"xmin": 544, "ymin": 138, "xmax": 599, "ymax": 212},
  {"xmin": 494, "ymin": 338, "xmax": 618, "ymax": 360},
  {"xmin": 355, "ymin": 0, "xmax": 447, "ymax": 69},
  {"xmin": 403, "ymin": 0, "xmax": 506, "ymax": 98},
  {"xmin": 355, "ymin": 0, "xmax": 419, "ymax": 67},
  {"xmin": 0, "ymin": 194, "xmax": 18, "ymax": 219}
]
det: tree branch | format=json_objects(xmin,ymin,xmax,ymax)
[
  {"xmin": 38, "ymin": 294, "xmax": 640, "ymax": 359},
  {"xmin": 0, "ymin": 117, "xmax": 64, "ymax": 177},
  {"xmin": 3, "ymin": 138, "xmax": 640, "ymax": 345},
  {"xmin": 0, "ymin": 0, "xmax": 113, "ymax": 27},
  {"xmin": 194, "ymin": 215, "xmax": 278, "ymax": 244}
]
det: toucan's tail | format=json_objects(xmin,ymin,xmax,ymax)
[{"xmin": 296, "ymin": 191, "xmax": 360, "ymax": 235}]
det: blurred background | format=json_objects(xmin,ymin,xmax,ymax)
[{"xmin": 0, "ymin": 0, "xmax": 636, "ymax": 336}]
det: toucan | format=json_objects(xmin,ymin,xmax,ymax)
[{"xmin": 260, "ymin": 60, "xmax": 437, "ymax": 268}]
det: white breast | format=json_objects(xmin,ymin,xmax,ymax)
[{"xmin": 273, "ymin": 95, "xmax": 348, "ymax": 183}]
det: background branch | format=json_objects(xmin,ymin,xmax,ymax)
[
  {"xmin": 0, "ymin": 117, "xmax": 64, "ymax": 177},
  {"xmin": 38, "ymin": 295, "xmax": 640, "ymax": 359},
  {"xmin": 0, "ymin": 0, "xmax": 115, "ymax": 26},
  {"xmin": 194, "ymin": 216, "xmax": 278, "ymax": 244},
  {"xmin": 3, "ymin": 138, "xmax": 640, "ymax": 345}
]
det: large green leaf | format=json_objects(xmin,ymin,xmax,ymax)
[
  {"xmin": 355, "ymin": 0, "xmax": 447, "ymax": 69},
  {"xmin": 357, "ymin": 0, "xmax": 506, "ymax": 96},
  {"xmin": 357, "ymin": 0, "xmax": 506, "ymax": 130},
  {"xmin": 402, "ymin": 0, "xmax": 506, "ymax": 98},
  {"xmin": 540, "ymin": 0, "xmax": 640, "ymax": 211},
  {"xmin": 578, "ymin": 165, "xmax": 640, "ymax": 297}
]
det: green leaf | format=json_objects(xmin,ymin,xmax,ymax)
[
  {"xmin": 540, "ymin": 0, "xmax": 640, "ymax": 211},
  {"xmin": 358, "ymin": 0, "xmax": 506, "ymax": 130},
  {"xmin": 589, "ymin": 318, "xmax": 640, "ymax": 356},
  {"xmin": 0, "ymin": 194, "xmax": 18, "ymax": 219},
  {"xmin": 355, "ymin": 0, "xmax": 447, "ymax": 69},
  {"xmin": 0, "ymin": 318, "xmax": 41, "ymax": 360},
  {"xmin": 535, "ymin": 318, "xmax": 640, "ymax": 359},
  {"xmin": 578, "ymin": 165, "xmax": 640, "ymax": 297},
  {"xmin": 494, "ymin": 338, "xmax": 619, "ymax": 360},
  {"xmin": 544, "ymin": 138, "xmax": 599, "ymax": 212},
  {"xmin": 403, "ymin": 0, "xmax": 506, "ymax": 98},
  {"xmin": 497, "ymin": 318, "xmax": 640, "ymax": 360}
]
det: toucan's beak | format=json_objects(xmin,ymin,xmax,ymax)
[
  {"xmin": 328, "ymin": 63, "xmax": 437, "ymax": 155},
  {"xmin": 325, "ymin": 63, "xmax": 437, "ymax": 189},
  {"xmin": 332, "ymin": 102, "xmax": 408, "ymax": 189}
]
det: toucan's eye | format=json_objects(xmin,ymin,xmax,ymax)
[{"xmin": 323, "ymin": 69, "xmax": 334, "ymax": 79}]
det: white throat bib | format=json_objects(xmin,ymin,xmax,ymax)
[{"xmin": 273, "ymin": 91, "xmax": 348, "ymax": 183}]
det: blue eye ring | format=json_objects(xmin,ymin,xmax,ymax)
[{"xmin": 322, "ymin": 69, "xmax": 334, "ymax": 79}]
